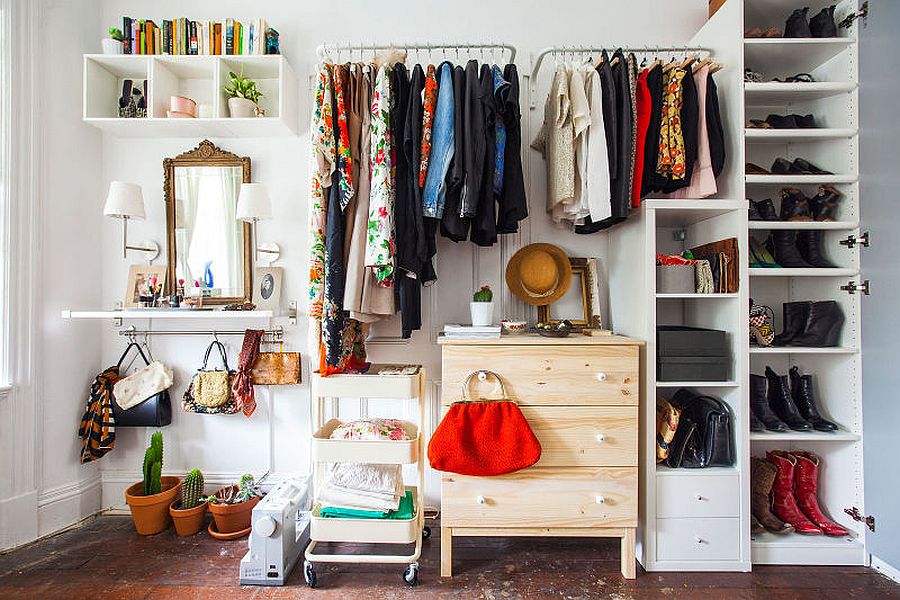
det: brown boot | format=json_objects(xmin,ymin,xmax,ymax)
[
  {"xmin": 751, "ymin": 457, "xmax": 794, "ymax": 534},
  {"xmin": 750, "ymin": 513, "xmax": 765, "ymax": 534}
]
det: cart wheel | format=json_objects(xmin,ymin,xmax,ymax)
[
  {"xmin": 403, "ymin": 562, "xmax": 419, "ymax": 586},
  {"xmin": 304, "ymin": 560, "xmax": 317, "ymax": 588},
  {"xmin": 423, "ymin": 526, "xmax": 432, "ymax": 540}
]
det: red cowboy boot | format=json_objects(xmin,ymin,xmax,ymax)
[
  {"xmin": 790, "ymin": 450, "xmax": 850, "ymax": 537},
  {"xmin": 766, "ymin": 450, "xmax": 822, "ymax": 534}
]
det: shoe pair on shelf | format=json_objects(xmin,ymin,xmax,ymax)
[
  {"xmin": 749, "ymin": 230, "xmax": 835, "ymax": 268},
  {"xmin": 748, "ymin": 114, "xmax": 817, "ymax": 129},
  {"xmin": 785, "ymin": 5, "xmax": 838, "ymax": 38},
  {"xmin": 777, "ymin": 300, "xmax": 844, "ymax": 346},
  {"xmin": 750, "ymin": 366, "xmax": 838, "ymax": 432},
  {"xmin": 746, "ymin": 158, "xmax": 833, "ymax": 176},
  {"xmin": 750, "ymin": 186, "xmax": 841, "ymax": 222},
  {"xmin": 751, "ymin": 450, "xmax": 848, "ymax": 537}
]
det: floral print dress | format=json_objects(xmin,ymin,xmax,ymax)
[
  {"xmin": 656, "ymin": 67, "xmax": 687, "ymax": 180},
  {"xmin": 418, "ymin": 65, "xmax": 439, "ymax": 188},
  {"xmin": 365, "ymin": 66, "xmax": 395, "ymax": 287}
]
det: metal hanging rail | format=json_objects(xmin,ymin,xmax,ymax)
[
  {"xmin": 315, "ymin": 42, "xmax": 516, "ymax": 63},
  {"xmin": 119, "ymin": 325, "xmax": 285, "ymax": 342},
  {"xmin": 529, "ymin": 45, "xmax": 713, "ymax": 108}
]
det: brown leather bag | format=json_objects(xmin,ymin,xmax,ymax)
[
  {"xmin": 251, "ymin": 346, "xmax": 301, "ymax": 385},
  {"xmin": 690, "ymin": 237, "xmax": 739, "ymax": 294}
]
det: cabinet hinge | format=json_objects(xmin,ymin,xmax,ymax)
[
  {"xmin": 840, "ymin": 231, "xmax": 870, "ymax": 249},
  {"xmin": 839, "ymin": 1, "xmax": 869, "ymax": 29},
  {"xmin": 844, "ymin": 506, "xmax": 875, "ymax": 532},
  {"xmin": 841, "ymin": 280, "xmax": 870, "ymax": 295}
]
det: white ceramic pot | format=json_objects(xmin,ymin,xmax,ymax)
[
  {"xmin": 101, "ymin": 38, "xmax": 123, "ymax": 55},
  {"xmin": 470, "ymin": 302, "xmax": 494, "ymax": 327},
  {"xmin": 228, "ymin": 97, "xmax": 258, "ymax": 118}
]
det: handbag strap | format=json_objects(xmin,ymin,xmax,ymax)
[
  {"xmin": 460, "ymin": 370, "xmax": 514, "ymax": 404},
  {"xmin": 116, "ymin": 342, "xmax": 150, "ymax": 370},
  {"xmin": 202, "ymin": 340, "xmax": 230, "ymax": 371}
]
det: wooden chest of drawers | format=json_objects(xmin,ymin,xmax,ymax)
[{"xmin": 438, "ymin": 334, "xmax": 642, "ymax": 579}]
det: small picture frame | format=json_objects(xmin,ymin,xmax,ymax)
[
  {"xmin": 124, "ymin": 264, "xmax": 168, "ymax": 309},
  {"xmin": 253, "ymin": 267, "xmax": 283, "ymax": 311},
  {"xmin": 537, "ymin": 257, "xmax": 603, "ymax": 330}
]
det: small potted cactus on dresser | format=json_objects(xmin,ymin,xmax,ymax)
[
  {"xmin": 470, "ymin": 285, "xmax": 495, "ymax": 327},
  {"xmin": 205, "ymin": 473, "xmax": 262, "ymax": 539},
  {"xmin": 169, "ymin": 469, "xmax": 207, "ymax": 536},
  {"xmin": 124, "ymin": 431, "xmax": 182, "ymax": 535}
]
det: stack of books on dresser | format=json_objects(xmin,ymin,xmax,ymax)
[{"xmin": 442, "ymin": 324, "xmax": 502, "ymax": 339}]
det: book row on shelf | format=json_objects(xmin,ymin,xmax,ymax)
[{"xmin": 121, "ymin": 17, "xmax": 277, "ymax": 56}]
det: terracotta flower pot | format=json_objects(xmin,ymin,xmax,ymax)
[
  {"xmin": 208, "ymin": 485, "xmax": 260, "ymax": 534},
  {"xmin": 169, "ymin": 500, "xmax": 208, "ymax": 537},
  {"xmin": 125, "ymin": 476, "xmax": 182, "ymax": 535}
]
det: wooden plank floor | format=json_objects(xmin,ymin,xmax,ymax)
[{"xmin": 0, "ymin": 516, "xmax": 898, "ymax": 599}]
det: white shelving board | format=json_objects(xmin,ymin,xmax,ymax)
[
  {"xmin": 744, "ymin": 82, "xmax": 858, "ymax": 104},
  {"xmin": 746, "ymin": 174, "xmax": 858, "ymax": 185},
  {"xmin": 744, "ymin": 38, "xmax": 855, "ymax": 76},
  {"xmin": 61, "ymin": 309, "xmax": 275, "ymax": 319},
  {"xmin": 748, "ymin": 267, "xmax": 858, "ymax": 277},
  {"xmin": 745, "ymin": 128, "xmax": 857, "ymax": 143},
  {"xmin": 748, "ymin": 220, "xmax": 859, "ymax": 230},
  {"xmin": 749, "ymin": 430, "xmax": 861, "ymax": 442},
  {"xmin": 749, "ymin": 346, "xmax": 859, "ymax": 355}
]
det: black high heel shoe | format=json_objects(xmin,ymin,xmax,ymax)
[
  {"xmin": 790, "ymin": 300, "xmax": 844, "ymax": 347},
  {"xmin": 810, "ymin": 5, "xmax": 837, "ymax": 38},
  {"xmin": 810, "ymin": 185, "xmax": 842, "ymax": 221},
  {"xmin": 784, "ymin": 7, "xmax": 812, "ymax": 38}
]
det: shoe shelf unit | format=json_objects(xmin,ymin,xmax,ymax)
[
  {"xmin": 82, "ymin": 54, "xmax": 299, "ymax": 137},
  {"xmin": 745, "ymin": 0, "xmax": 867, "ymax": 567}
]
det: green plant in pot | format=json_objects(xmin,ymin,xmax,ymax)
[
  {"xmin": 470, "ymin": 284, "xmax": 494, "ymax": 327},
  {"xmin": 204, "ymin": 473, "xmax": 262, "ymax": 539},
  {"xmin": 224, "ymin": 71, "xmax": 264, "ymax": 118},
  {"xmin": 102, "ymin": 27, "xmax": 124, "ymax": 55},
  {"xmin": 124, "ymin": 432, "xmax": 182, "ymax": 535},
  {"xmin": 168, "ymin": 469, "xmax": 207, "ymax": 537}
]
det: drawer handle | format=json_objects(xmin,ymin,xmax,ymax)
[
  {"xmin": 695, "ymin": 535, "xmax": 706, "ymax": 545},
  {"xmin": 695, "ymin": 494, "xmax": 706, "ymax": 502},
  {"xmin": 596, "ymin": 372, "xmax": 607, "ymax": 382},
  {"xmin": 595, "ymin": 495, "xmax": 606, "ymax": 504},
  {"xmin": 476, "ymin": 495, "xmax": 486, "ymax": 505},
  {"xmin": 596, "ymin": 433, "xmax": 606, "ymax": 443}
]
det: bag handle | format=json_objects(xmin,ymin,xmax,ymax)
[
  {"xmin": 116, "ymin": 342, "xmax": 151, "ymax": 370},
  {"xmin": 202, "ymin": 340, "xmax": 230, "ymax": 371},
  {"xmin": 460, "ymin": 370, "xmax": 514, "ymax": 404}
]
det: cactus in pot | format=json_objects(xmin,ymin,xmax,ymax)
[
  {"xmin": 169, "ymin": 468, "xmax": 207, "ymax": 536},
  {"xmin": 142, "ymin": 431, "xmax": 163, "ymax": 496},
  {"xmin": 470, "ymin": 285, "xmax": 495, "ymax": 327},
  {"xmin": 125, "ymin": 431, "xmax": 182, "ymax": 535},
  {"xmin": 181, "ymin": 469, "xmax": 205, "ymax": 510}
]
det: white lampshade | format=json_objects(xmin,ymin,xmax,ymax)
[
  {"xmin": 236, "ymin": 183, "xmax": 272, "ymax": 222},
  {"xmin": 104, "ymin": 181, "xmax": 146, "ymax": 220}
]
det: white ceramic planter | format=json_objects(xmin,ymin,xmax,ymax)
[
  {"xmin": 228, "ymin": 97, "xmax": 258, "ymax": 118},
  {"xmin": 101, "ymin": 38, "xmax": 123, "ymax": 55},
  {"xmin": 470, "ymin": 302, "xmax": 494, "ymax": 327}
]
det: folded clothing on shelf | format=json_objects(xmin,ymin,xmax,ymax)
[
  {"xmin": 320, "ymin": 490, "xmax": 414, "ymax": 520},
  {"xmin": 330, "ymin": 418, "xmax": 411, "ymax": 441},
  {"xmin": 318, "ymin": 463, "xmax": 404, "ymax": 512}
]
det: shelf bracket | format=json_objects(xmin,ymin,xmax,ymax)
[
  {"xmin": 844, "ymin": 506, "xmax": 875, "ymax": 532},
  {"xmin": 840, "ymin": 231, "xmax": 870, "ymax": 249},
  {"xmin": 288, "ymin": 300, "xmax": 298, "ymax": 325},
  {"xmin": 840, "ymin": 280, "xmax": 870, "ymax": 296}
]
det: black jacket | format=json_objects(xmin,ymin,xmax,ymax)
[
  {"xmin": 497, "ymin": 63, "xmax": 527, "ymax": 233},
  {"xmin": 471, "ymin": 63, "xmax": 498, "ymax": 246},
  {"xmin": 441, "ymin": 64, "xmax": 469, "ymax": 241}
]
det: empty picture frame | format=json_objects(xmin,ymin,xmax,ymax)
[{"xmin": 537, "ymin": 257, "xmax": 602, "ymax": 330}]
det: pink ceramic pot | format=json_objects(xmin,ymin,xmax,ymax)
[{"xmin": 169, "ymin": 96, "xmax": 197, "ymax": 117}]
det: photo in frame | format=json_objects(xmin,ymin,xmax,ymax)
[
  {"xmin": 124, "ymin": 264, "xmax": 168, "ymax": 308},
  {"xmin": 253, "ymin": 267, "xmax": 283, "ymax": 311},
  {"xmin": 537, "ymin": 257, "xmax": 603, "ymax": 330}
]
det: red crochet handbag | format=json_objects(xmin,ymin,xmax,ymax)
[{"xmin": 428, "ymin": 370, "xmax": 542, "ymax": 476}]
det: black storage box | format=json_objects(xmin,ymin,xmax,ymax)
[{"xmin": 657, "ymin": 326, "xmax": 730, "ymax": 381}]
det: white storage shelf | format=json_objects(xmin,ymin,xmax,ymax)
[
  {"xmin": 746, "ymin": 174, "xmax": 858, "ymax": 185},
  {"xmin": 749, "ymin": 430, "xmax": 860, "ymax": 442},
  {"xmin": 310, "ymin": 486, "xmax": 420, "ymax": 545},
  {"xmin": 748, "ymin": 267, "xmax": 858, "ymax": 277},
  {"xmin": 312, "ymin": 365, "xmax": 422, "ymax": 400},
  {"xmin": 61, "ymin": 309, "xmax": 274, "ymax": 319},
  {"xmin": 744, "ymin": 38, "xmax": 855, "ymax": 76},
  {"xmin": 744, "ymin": 82, "xmax": 857, "ymax": 104},
  {"xmin": 82, "ymin": 54, "xmax": 299, "ymax": 137},
  {"xmin": 311, "ymin": 419, "xmax": 420, "ymax": 464},
  {"xmin": 745, "ymin": 128, "xmax": 857, "ymax": 143},
  {"xmin": 748, "ymin": 221, "xmax": 858, "ymax": 230}
]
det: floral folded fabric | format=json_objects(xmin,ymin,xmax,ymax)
[{"xmin": 330, "ymin": 418, "xmax": 410, "ymax": 441}]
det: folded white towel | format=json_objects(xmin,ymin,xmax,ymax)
[{"xmin": 328, "ymin": 463, "xmax": 403, "ymax": 496}]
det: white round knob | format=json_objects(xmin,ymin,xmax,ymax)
[
  {"xmin": 478, "ymin": 371, "xmax": 487, "ymax": 381},
  {"xmin": 695, "ymin": 535, "xmax": 704, "ymax": 544},
  {"xmin": 256, "ymin": 515, "xmax": 277, "ymax": 537},
  {"xmin": 596, "ymin": 433, "xmax": 606, "ymax": 443},
  {"xmin": 595, "ymin": 495, "xmax": 606, "ymax": 504},
  {"xmin": 476, "ymin": 495, "xmax": 486, "ymax": 505},
  {"xmin": 596, "ymin": 372, "xmax": 607, "ymax": 382}
]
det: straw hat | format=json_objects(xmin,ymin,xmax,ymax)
[{"xmin": 505, "ymin": 243, "xmax": 572, "ymax": 306}]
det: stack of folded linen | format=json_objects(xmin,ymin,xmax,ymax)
[{"xmin": 318, "ymin": 463, "xmax": 405, "ymax": 516}]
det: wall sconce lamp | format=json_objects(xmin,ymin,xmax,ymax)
[
  {"xmin": 103, "ymin": 181, "xmax": 160, "ymax": 261},
  {"xmin": 236, "ymin": 183, "xmax": 280, "ymax": 264}
]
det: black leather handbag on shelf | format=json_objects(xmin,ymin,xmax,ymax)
[
  {"xmin": 665, "ymin": 388, "xmax": 734, "ymax": 469},
  {"xmin": 111, "ymin": 342, "xmax": 173, "ymax": 427}
]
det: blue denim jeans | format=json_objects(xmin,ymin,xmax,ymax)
[{"xmin": 423, "ymin": 63, "xmax": 455, "ymax": 219}]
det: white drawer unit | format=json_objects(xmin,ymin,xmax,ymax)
[
  {"xmin": 656, "ymin": 474, "xmax": 741, "ymax": 519},
  {"xmin": 656, "ymin": 517, "xmax": 742, "ymax": 563}
]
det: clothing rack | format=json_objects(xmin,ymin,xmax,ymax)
[
  {"xmin": 529, "ymin": 45, "xmax": 713, "ymax": 108},
  {"xmin": 118, "ymin": 325, "xmax": 285, "ymax": 342},
  {"xmin": 315, "ymin": 42, "xmax": 516, "ymax": 63}
]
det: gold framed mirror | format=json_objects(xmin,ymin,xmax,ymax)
[
  {"xmin": 537, "ymin": 257, "xmax": 603, "ymax": 330},
  {"xmin": 163, "ymin": 140, "xmax": 252, "ymax": 305}
]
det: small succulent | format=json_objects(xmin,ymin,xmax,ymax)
[
  {"xmin": 473, "ymin": 285, "xmax": 493, "ymax": 302},
  {"xmin": 108, "ymin": 27, "xmax": 123, "ymax": 42},
  {"xmin": 203, "ymin": 473, "xmax": 261, "ymax": 505},
  {"xmin": 180, "ymin": 469, "xmax": 205, "ymax": 510},
  {"xmin": 224, "ymin": 71, "xmax": 263, "ymax": 104}
]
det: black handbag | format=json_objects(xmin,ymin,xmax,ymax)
[
  {"xmin": 111, "ymin": 343, "xmax": 172, "ymax": 427},
  {"xmin": 665, "ymin": 389, "xmax": 734, "ymax": 468}
]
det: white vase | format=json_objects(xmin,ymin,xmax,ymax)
[
  {"xmin": 470, "ymin": 302, "xmax": 494, "ymax": 327},
  {"xmin": 101, "ymin": 38, "xmax": 123, "ymax": 55},
  {"xmin": 228, "ymin": 97, "xmax": 258, "ymax": 118}
]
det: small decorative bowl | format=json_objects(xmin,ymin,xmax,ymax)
[
  {"xmin": 169, "ymin": 95, "xmax": 197, "ymax": 117},
  {"xmin": 501, "ymin": 320, "xmax": 528, "ymax": 335}
]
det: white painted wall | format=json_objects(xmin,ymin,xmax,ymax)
[{"xmin": 75, "ymin": 0, "xmax": 709, "ymax": 508}]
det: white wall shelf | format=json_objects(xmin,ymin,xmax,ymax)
[
  {"xmin": 746, "ymin": 174, "xmax": 858, "ymax": 185},
  {"xmin": 744, "ymin": 38, "xmax": 855, "ymax": 75},
  {"xmin": 744, "ymin": 82, "xmax": 857, "ymax": 104},
  {"xmin": 61, "ymin": 309, "xmax": 275, "ymax": 320},
  {"xmin": 749, "ymin": 430, "xmax": 860, "ymax": 442},
  {"xmin": 656, "ymin": 381, "xmax": 741, "ymax": 388},
  {"xmin": 748, "ymin": 221, "xmax": 859, "ymax": 230},
  {"xmin": 656, "ymin": 293, "xmax": 740, "ymax": 299},
  {"xmin": 751, "ymin": 532, "xmax": 865, "ymax": 566},
  {"xmin": 655, "ymin": 465, "xmax": 740, "ymax": 476},
  {"xmin": 646, "ymin": 199, "xmax": 745, "ymax": 227},
  {"xmin": 745, "ymin": 128, "xmax": 857, "ymax": 143},
  {"xmin": 749, "ymin": 346, "xmax": 859, "ymax": 355},
  {"xmin": 748, "ymin": 267, "xmax": 858, "ymax": 277}
]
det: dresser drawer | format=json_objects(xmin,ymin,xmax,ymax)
[
  {"xmin": 656, "ymin": 474, "xmax": 740, "ymax": 518},
  {"xmin": 656, "ymin": 517, "xmax": 740, "ymax": 562},
  {"xmin": 441, "ymin": 467, "xmax": 637, "ymax": 528},
  {"xmin": 521, "ymin": 406, "xmax": 638, "ymax": 467},
  {"xmin": 441, "ymin": 345, "xmax": 639, "ymax": 406}
]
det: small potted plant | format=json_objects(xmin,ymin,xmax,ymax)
[
  {"xmin": 124, "ymin": 431, "xmax": 182, "ymax": 535},
  {"xmin": 169, "ymin": 469, "xmax": 207, "ymax": 536},
  {"xmin": 224, "ymin": 71, "xmax": 264, "ymax": 118},
  {"xmin": 205, "ymin": 473, "xmax": 261, "ymax": 538},
  {"xmin": 470, "ymin": 285, "xmax": 494, "ymax": 327},
  {"xmin": 102, "ymin": 27, "xmax": 124, "ymax": 55}
]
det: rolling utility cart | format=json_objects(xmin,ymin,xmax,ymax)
[{"xmin": 305, "ymin": 365, "xmax": 428, "ymax": 588}]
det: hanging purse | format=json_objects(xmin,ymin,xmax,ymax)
[
  {"xmin": 251, "ymin": 342, "xmax": 301, "ymax": 385},
  {"xmin": 427, "ymin": 371, "xmax": 542, "ymax": 476},
  {"xmin": 111, "ymin": 342, "xmax": 173, "ymax": 427},
  {"xmin": 182, "ymin": 340, "xmax": 238, "ymax": 414}
]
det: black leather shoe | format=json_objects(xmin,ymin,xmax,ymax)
[
  {"xmin": 766, "ymin": 367, "xmax": 813, "ymax": 431},
  {"xmin": 751, "ymin": 373, "xmax": 789, "ymax": 431},
  {"xmin": 791, "ymin": 300, "xmax": 844, "ymax": 347},
  {"xmin": 793, "ymin": 113, "xmax": 817, "ymax": 128},
  {"xmin": 781, "ymin": 188, "xmax": 813, "ymax": 221},
  {"xmin": 766, "ymin": 114, "xmax": 799, "ymax": 129},
  {"xmin": 750, "ymin": 409, "xmax": 765, "ymax": 432},
  {"xmin": 792, "ymin": 157, "xmax": 833, "ymax": 175},
  {"xmin": 797, "ymin": 230, "xmax": 836, "ymax": 268},
  {"xmin": 810, "ymin": 185, "xmax": 842, "ymax": 221},
  {"xmin": 771, "ymin": 157, "xmax": 795, "ymax": 174},
  {"xmin": 810, "ymin": 5, "xmax": 837, "ymax": 37},
  {"xmin": 774, "ymin": 301, "xmax": 811, "ymax": 346},
  {"xmin": 750, "ymin": 198, "xmax": 779, "ymax": 221},
  {"xmin": 785, "ymin": 7, "xmax": 813, "ymax": 37},
  {"xmin": 790, "ymin": 367, "xmax": 839, "ymax": 431},
  {"xmin": 767, "ymin": 231, "xmax": 813, "ymax": 267}
]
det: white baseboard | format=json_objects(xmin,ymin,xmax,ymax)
[
  {"xmin": 37, "ymin": 474, "xmax": 102, "ymax": 538},
  {"xmin": 0, "ymin": 490, "xmax": 38, "ymax": 551},
  {"xmin": 871, "ymin": 554, "xmax": 900, "ymax": 584}
]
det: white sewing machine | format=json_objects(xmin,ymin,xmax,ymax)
[{"xmin": 240, "ymin": 476, "xmax": 312, "ymax": 586}]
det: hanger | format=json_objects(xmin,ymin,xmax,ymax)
[
  {"xmin": 693, "ymin": 56, "xmax": 712, "ymax": 73},
  {"xmin": 679, "ymin": 52, "xmax": 699, "ymax": 70},
  {"xmin": 709, "ymin": 62, "xmax": 724, "ymax": 74}
]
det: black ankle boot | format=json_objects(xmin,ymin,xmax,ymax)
[
  {"xmin": 785, "ymin": 7, "xmax": 812, "ymax": 37},
  {"xmin": 810, "ymin": 185, "xmax": 842, "ymax": 221},
  {"xmin": 767, "ymin": 231, "xmax": 812, "ymax": 267},
  {"xmin": 810, "ymin": 5, "xmax": 837, "ymax": 37},
  {"xmin": 790, "ymin": 367, "xmax": 838, "ymax": 431},
  {"xmin": 791, "ymin": 300, "xmax": 844, "ymax": 347},
  {"xmin": 780, "ymin": 188, "xmax": 812, "ymax": 221},
  {"xmin": 751, "ymin": 373, "xmax": 789, "ymax": 431},
  {"xmin": 765, "ymin": 367, "xmax": 813, "ymax": 431},
  {"xmin": 750, "ymin": 198, "xmax": 778, "ymax": 221},
  {"xmin": 750, "ymin": 409, "xmax": 764, "ymax": 432},
  {"xmin": 774, "ymin": 301, "xmax": 811, "ymax": 346},
  {"xmin": 796, "ymin": 230, "xmax": 836, "ymax": 268}
]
